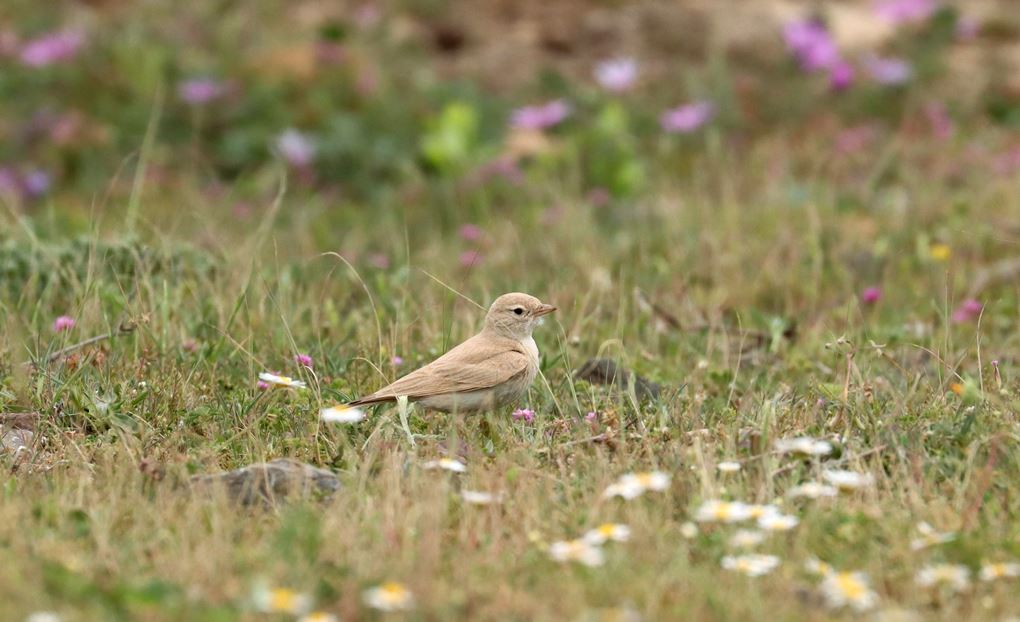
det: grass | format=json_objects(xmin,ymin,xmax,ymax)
[{"xmin": 4, "ymin": 2, "xmax": 1020, "ymax": 620}]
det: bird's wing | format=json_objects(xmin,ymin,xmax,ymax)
[{"xmin": 358, "ymin": 335, "xmax": 530, "ymax": 400}]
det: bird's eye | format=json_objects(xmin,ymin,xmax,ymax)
[{"xmin": 513, "ymin": 307, "xmax": 525, "ymax": 316}]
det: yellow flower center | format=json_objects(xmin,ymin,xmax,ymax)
[
  {"xmin": 988, "ymin": 564, "xmax": 1006, "ymax": 577},
  {"xmin": 269, "ymin": 588, "xmax": 297, "ymax": 611},
  {"xmin": 380, "ymin": 582, "xmax": 408, "ymax": 601},
  {"xmin": 930, "ymin": 243, "xmax": 951, "ymax": 261},
  {"xmin": 713, "ymin": 505, "xmax": 733, "ymax": 519},
  {"xmin": 834, "ymin": 573, "xmax": 866, "ymax": 599},
  {"xmin": 636, "ymin": 473, "xmax": 653, "ymax": 486},
  {"xmin": 598, "ymin": 524, "xmax": 616, "ymax": 536}
]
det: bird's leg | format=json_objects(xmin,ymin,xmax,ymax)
[{"xmin": 396, "ymin": 395, "xmax": 416, "ymax": 448}]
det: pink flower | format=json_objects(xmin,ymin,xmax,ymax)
[
  {"xmin": 391, "ymin": 356, "xmax": 404, "ymax": 366},
  {"xmin": 22, "ymin": 170, "xmax": 51, "ymax": 198},
  {"xmin": 835, "ymin": 125, "xmax": 877, "ymax": 154},
  {"xmin": 585, "ymin": 411, "xmax": 598, "ymax": 423},
  {"xmin": 783, "ymin": 19, "xmax": 841, "ymax": 71},
  {"xmin": 52, "ymin": 315, "xmax": 75, "ymax": 332},
  {"xmin": 587, "ymin": 187, "xmax": 611, "ymax": 207},
  {"xmin": 459, "ymin": 250, "xmax": 482, "ymax": 267},
  {"xmin": 256, "ymin": 381, "xmax": 270, "ymax": 390},
  {"xmin": 20, "ymin": 30, "xmax": 84, "ymax": 67},
  {"xmin": 294, "ymin": 353, "xmax": 313, "ymax": 367},
  {"xmin": 367, "ymin": 253, "xmax": 390, "ymax": 269},
  {"xmin": 660, "ymin": 101, "xmax": 714, "ymax": 133},
  {"xmin": 861, "ymin": 287, "xmax": 882, "ymax": 305},
  {"xmin": 459, "ymin": 224, "xmax": 483, "ymax": 241},
  {"xmin": 474, "ymin": 157, "xmax": 523, "ymax": 186},
  {"xmin": 510, "ymin": 100, "xmax": 571, "ymax": 130},
  {"xmin": 594, "ymin": 57, "xmax": 638, "ymax": 92},
  {"xmin": 956, "ymin": 16, "xmax": 979, "ymax": 41},
  {"xmin": 275, "ymin": 129, "xmax": 316, "ymax": 167},
  {"xmin": 828, "ymin": 60, "xmax": 855, "ymax": 91},
  {"xmin": 182, "ymin": 339, "xmax": 198, "ymax": 353},
  {"xmin": 874, "ymin": 0, "xmax": 936, "ymax": 25},
  {"xmin": 926, "ymin": 102, "xmax": 953, "ymax": 140},
  {"xmin": 512, "ymin": 408, "xmax": 535, "ymax": 423},
  {"xmin": 177, "ymin": 78, "xmax": 227, "ymax": 105},
  {"xmin": 952, "ymin": 299, "xmax": 983, "ymax": 323},
  {"xmin": 866, "ymin": 56, "xmax": 913, "ymax": 85}
]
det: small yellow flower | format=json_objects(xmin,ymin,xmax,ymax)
[
  {"xmin": 930, "ymin": 243, "xmax": 951, "ymax": 261},
  {"xmin": 362, "ymin": 582, "xmax": 415, "ymax": 611},
  {"xmin": 253, "ymin": 586, "xmax": 313, "ymax": 615},
  {"xmin": 979, "ymin": 561, "xmax": 1020, "ymax": 581},
  {"xmin": 821, "ymin": 571, "xmax": 879, "ymax": 611},
  {"xmin": 583, "ymin": 523, "xmax": 631, "ymax": 545}
]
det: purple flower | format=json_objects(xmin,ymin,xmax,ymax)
[
  {"xmin": 512, "ymin": 408, "xmax": 535, "ymax": 423},
  {"xmin": 828, "ymin": 60, "xmax": 855, "ymax": 91},
  {"xmin": 22, "ymin": 170, "xmax": 51, "ymax": 198},
  {"xmin": 52, "ymin": 315, "xmax": 75, "ymax": 332},
  {"xmin": 866, "ymin": 56, "xmax": 913, "ymax": 85},
  {"xmin": 458, "ymin": 224, "xmax": 482, "ymax": 241},
  {"xmin": 952, "ymin": 299, "xmax": 983, "ymax": 323},
  {"xmin": 20, "ymin": 30, "xmax": 84, "ymax": 67},
  {"xmin": 294, "ymin": 353, "xmax": 313, "ymax": 367},
  {"xmin": 177, "ymin": 78, "xmax": 227, "ymax": 105},
  {"xmin": 861, "ymin": 287, "xmax": 882, "ymax": 305},
  {"xmin": 783, "ymin": 19, "xmax": 841, "ymax": 71},
  {"xmin": 275, "ymin": 129, "xmax": 316, "ymax": 167},
  {"xmin": 510, "ymin": 100, "xmax": 571, "ymax": 131},
  {"xmin": 256, "ymin": 380, "xmax": 270, "ymax": 390},
  {"xmin": 874, "ymin": 0, "xmax": 936, "ymax": 25},
  {"xmin": 459, "ymin": 250, "xmax": 482, "ymax": 267},
  {"xmin": 660, "ymin": 101, "xmax": 714, "ymax": 133},
  {"xmin": 594, "ymin": 57, "xmax": 638, "ymax": 92},
  {"xmin": 926, "ymin": 102, "xmax": 953, "ymax": 140},
  {"xmin": 585, "ymin": 411, "xmax": 598, "ymax": 423},
  {"xmin": 391, "ymin": 356, "xmax": 404, "ymax": 366}
]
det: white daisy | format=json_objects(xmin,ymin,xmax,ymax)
[
  {"xmin": 461, "ymin": 490, "xmax": 499, "ymax": 505},
  {"xmin": 787, "ymin": 482, "xmax": 839, "ymax": 499},
  {"xmin": 603, "ymin": 471, "xmax": 670, "ymax": 499},
  {"xmin": 362, "ymin": 582, "xmax": 415, "ymax": 611},
  {"xmin": 729, "ymin": 529, "xmax": 766, "ymax": 549},
  {"xmin": 583, "ymin": 523, "xmax": 632, "ymax": 545},
  {"xmin": 915, "ymin": 564, "xmax": 970, "ymax": 592},
  {"xmin": 775, "ymin": 436, "xmax": 833, "ymax": 456},
  {"xmin": 721, "ymin": 554, "xmax": 780, "ymax": 577},
  {"xmin": 320, "ymin": 405, "xmax": 365, "ymax": 423},
  {"xmin": 548, "ymin": 539, "xmax": 605, "ymax": 567},
  {"xmin": 979, "ymin": 561, "xmax": 1020, "ymax": 582},
  {"xmin": 717, "ymin": 461, "xmax": 742, "ymax": 473},
  {"xmin": 909, "ymin": 522, "xmax": 956, "ymax": 551},
  {"xmin": 822, "ymin": 469, "xmax": 874, "ymax": 491},
  {"xmin": 259, "ymin": 372, "xmax": 307, "ymax": 389},
  {"xmin": 695, "ymin": 500, "xmax": 753, "ymax": 523},
  {"xmin": 422, "ymin": 458, "xmax": 467, "ymax": 473},
  {"xmin": 252, "ymin": 586, "xmax": 313, "ymax": 615},
  {"xmin": 680, "ymin": 522, "xmax": 698, "ymax": 539},
  {"xmin": 805, "ymin": 557, "xmax": 834, "ymax": 577},
  {"xmin": 758, "ymin": 513, "xmax": 799, "ymax": 532},
  {"xmin": 746, "ymin": 504, "xmax": 781, "ymax": 520},
  {"xmin": 820, "ymin": 571, "xmax": 879, "ymax": 611}
]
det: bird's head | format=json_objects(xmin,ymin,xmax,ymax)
[{"xmin": 484, "ymin": 292, "xmax": 556, "ymax": 340}]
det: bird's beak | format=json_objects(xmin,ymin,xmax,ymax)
[{"xmin": 534, "ymin": 303, "xmax": 557, "ymax": 317}]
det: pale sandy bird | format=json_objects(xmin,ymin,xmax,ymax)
[{"xmin": 348, "ymin": 293, "xmax": 556, "ymax": 413}]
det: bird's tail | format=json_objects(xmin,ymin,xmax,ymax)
[{"xmin": 346, "ymin": 394, "xmax": 397, "ymax": 408}]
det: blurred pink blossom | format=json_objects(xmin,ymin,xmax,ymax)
[
  {"xmin": 660, "ymin": 101, "xmax": 714, "ymax": 133},
  {"xmin": 835, "ymin": 125, "xmax": 877, "ymax": 154},
  {"xmin": 956, "ymin": 16, "xmax": 979, "ymax": 41},
  {"xmin": 829, "ymin": 61, "xmax": 855, "ymax": 90},
  {"xmin": 177, "ymin": 78, "xmax": 227, "ymax": 105},
  {"xmin": 587, "ymin": 187, "xmax": 611, "ymax": 207},
  {"xmin": 783, "ymin": 19, "xmax": 841, "ymax": 71},
  {"xmin": 459, "ymin": 224, "xmax": 482, "ymax": 241},
  {"xmin": 952, "ymin": 299, "xmax": 983, "ymax": 323},
  {"xmin": 925, "ymin": 102, "xmax": 953, "ymax": 140},
  {"xmin": 874, "ymin": 0, "xmax": 936, "ymax": 25},
  {"xmin": 53, "ymin": 315, "xmax": 75, "ymax": 332},
  {"xmin": 866, "ymin": 56, "xmax": 913, "ymax": 85},
  {"xmin": 511, "ymin": 100, "xmax": 571, "ymax": 130},
  {"xmin": 294, "ymin": 353, "xmax": 313, "ymax": 367},
  {"xmin": 22, "ymin": 170, "xmax": 51, "ymax": 198},
  {"xmin": 391, "ymin": 355, "xmax": 404, "ymax": 366},
  {"xmin": 20, "ymin": 30, "xmax": 84, "ymax": 67},
  {"xmin": 275, "ymin": 129, "xmax": 316, "ymax": 167},
  {"xmin": 585, "ymin": 411, "xmax": 598, "ymax": 422},
  {"xmin": 594, "ymin": 57, "xmax": 638, "ymax": 92},
  {"xmin": 861, "ymin": 287, "xmax": 882, "ymax": 305},
  {"xmin": 459, "ymin": 250, "xmax": 482, "ymax": 267},
  {"xmin": 474, "ymin": 157, "xmax": 523, "ymax": 186},
  {"xmin": 512, "ymin": 408, "xmax": 535, "ymax": 423},
  {"xmin": 367, "ymin": 253, "xmax": 390, "ymax": 269},
  {"xmin": 256, "ymin": 380, "xmax": 270, "ymax": 390}
]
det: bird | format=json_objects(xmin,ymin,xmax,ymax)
[{"xmin": 347, "ymin": 292, "xmax": 556, "ymax": 414}]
